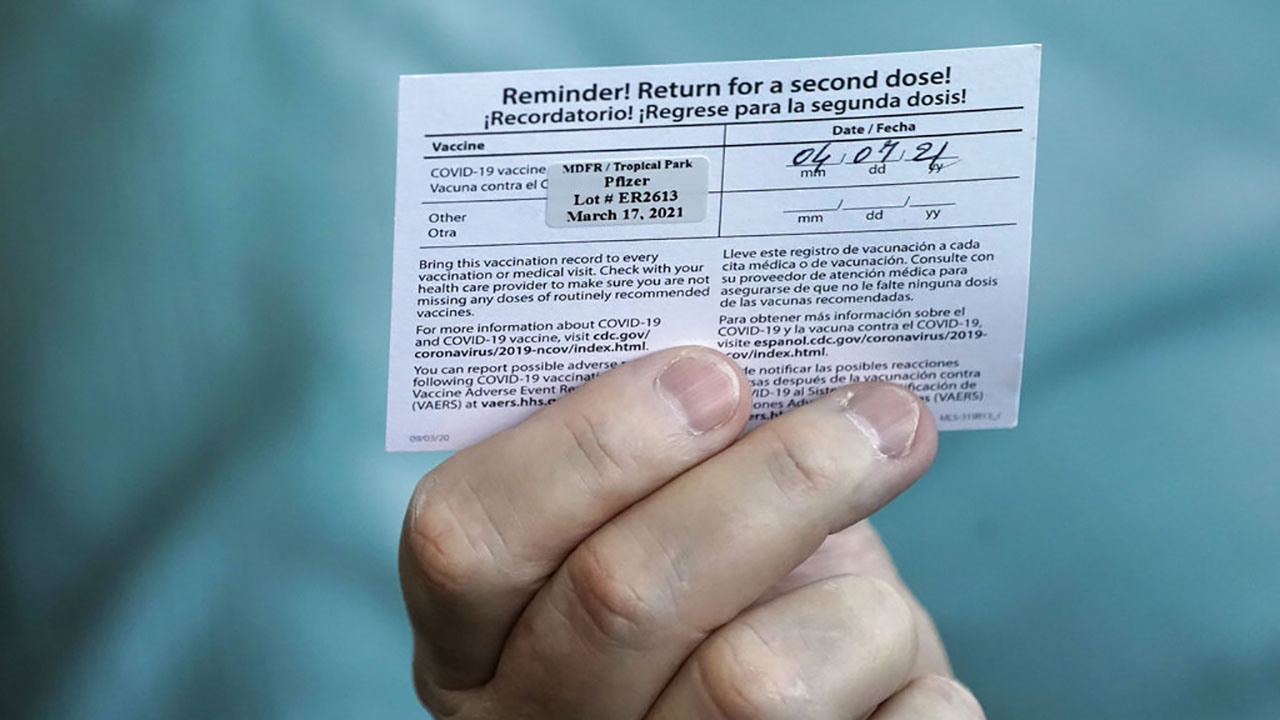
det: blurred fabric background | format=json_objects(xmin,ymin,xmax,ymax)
[{"xmin": 2, "ymin": 2, "xmax": 1278, "ymax": 718}]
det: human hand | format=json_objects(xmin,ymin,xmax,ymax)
[{"xmin": 400, "ymin": 346, "xmax": 983, "ymax": 718}]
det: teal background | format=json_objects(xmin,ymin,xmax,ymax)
[{"xmin": 3, "ymin": 2, "xmax": 1278, "ymax": 718}]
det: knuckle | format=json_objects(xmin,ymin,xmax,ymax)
[
  {"xmin": 851, "ymin": 576, "xmax": 918, "ymax": 653},
  {"xmin": 820, "ymin": 575, "xmax": 918, "ymax": 673},
  {"xmin": 757, "ymin": 421, "xmax": 847, "ymax": 501},
  {"xmin": 410, "ymin": 648, "xmax": 455, "ymax": 717},
  {"xmin": 557, "ymin": 411, "xmax": 635, "ymax": 493},
  {"xmin": 563, "ymin": 534, "xmax": 671, "ymax": 648},
  {"xmin": 407, "ymin": 480, "xmax": 501, "ymax": 597},
  {"xmin": 696, "ymin": 625, "xmax": 800, "ymax": 720},
  {"xmin": 907, "ymin": 675, "xmax": 986, "ymax": 719}
]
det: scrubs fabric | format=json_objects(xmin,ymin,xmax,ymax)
[{"xmin": 2, "ymin": 2, "xmax": 1278, "ymax": 718}]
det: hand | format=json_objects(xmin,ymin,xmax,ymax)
[{"xmin": 399, "ymin": 346, "xmax": 984, "ymax": 719}]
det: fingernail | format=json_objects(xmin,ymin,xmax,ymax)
[
  {"xmin": 842, "ymin": 384, "xmax": 920, "ymax": 458},
  {"xmin": 656, "ymin": 354, "xmax": 740, "ymax": 433}
]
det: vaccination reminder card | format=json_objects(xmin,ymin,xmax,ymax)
[{"xmin": 387, "ymin": 44, "xmax": 1042, "ymax": 451}]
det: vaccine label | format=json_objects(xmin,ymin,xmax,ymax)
[
  {"xmin": 545, "ymin": 156, "xmax": 709, "ymax": 228},
  {"xmin": 388, "ymin": 44, "xmax": 1041, "ymax": 451}
]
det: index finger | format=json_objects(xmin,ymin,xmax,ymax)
[{"xmin": 400, "ymin": 346, "xmax": 750, "ymax": 694}]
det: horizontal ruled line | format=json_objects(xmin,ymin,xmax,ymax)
[
  {"xmin": 422, "ymin": 128, "xmax": 1022, "ymax": 160},
  {"xmin": 723, "ymin": 175, "xmax": 1018, "ymax": 194},
  {"xmin": 420, "ymin": 196, "xmax": 545, "ymax": 205},
  {"xmin": 417, "ymin": 222, "xmax": 1017, "ymax": 250},
  {"xmin": 418, "ymin": 175, "xmax": 1019, "ymax": 205}
]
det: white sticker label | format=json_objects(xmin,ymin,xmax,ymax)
[
  {"xmin": 546, "ymin": 157, "xmax": 709, "ymax": 227},
  {"xmin": 388, "ymin": 44, "xmax": 1042, "ymax": 451}
]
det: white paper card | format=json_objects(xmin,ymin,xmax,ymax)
[{"xmin": 388, "ymin": 44, "xmax": 1041, "ymax": 451}]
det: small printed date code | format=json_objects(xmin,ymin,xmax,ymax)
[{"xmin": 409, "ymin": 433, "xmax": 451, "ymax": 443}]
